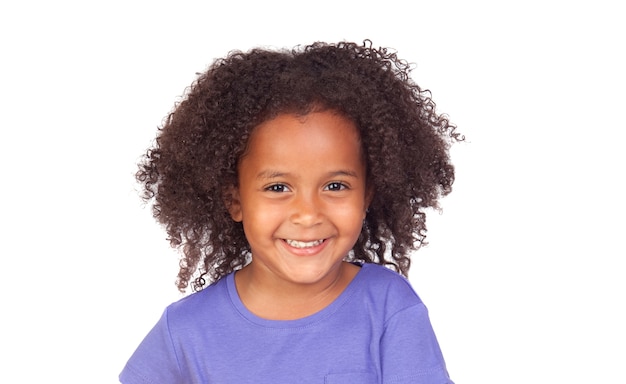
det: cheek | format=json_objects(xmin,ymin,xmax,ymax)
[
  {"xmin": 336, "ymin": 206, "xmax": 367, "ymax": 232},
  {"xmin": 241, "ymin": 205, "xmax": 284, "ymax": 235}
]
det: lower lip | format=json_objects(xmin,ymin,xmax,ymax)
[{"xmin": 282, "ymin": 239, "xmax": 328, "ymax": 256}]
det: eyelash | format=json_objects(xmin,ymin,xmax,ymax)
[
  {"xmin": 265, "ymin": 184, "xmax": 290, "ymax": 193},
  {"xmin": 325, "ymin": 182, "xmax": 348, "ymax": 191},
  {"xmin": 264, "ymin": 182, "xmax": 348, "ymax": 193}
]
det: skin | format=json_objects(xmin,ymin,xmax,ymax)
[{"xmin": 228, "ymin": 110, "xmax": 371, "ymax": 320}]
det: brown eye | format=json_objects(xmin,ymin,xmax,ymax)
[
  {"xmin": 266, "ymin": 184, "xmax": 290, "ymax": 193},
  {"xmin": 325, "ymin": 182, "xmax": 347, "ymax": 191}
]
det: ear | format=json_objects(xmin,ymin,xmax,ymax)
[{"xmin": 224, "ymin": 186, "xmax": 243, "ymax": 222}]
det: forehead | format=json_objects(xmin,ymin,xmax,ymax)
[{"xmin": 239, "ymin": 111, "xmax": 364, "ymax": 172}]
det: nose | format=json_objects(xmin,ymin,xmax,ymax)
[{"xmin": 289, "ymin": 192, "xmax": 323, "ymax": 227}]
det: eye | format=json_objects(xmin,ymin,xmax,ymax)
[
  {"xmin": 325, "ymin": 182, "xmax": 348, "ymax": 191},
  {"xmin": 265, "ymin": 184, "xmax": 290, "ymax": 193}
]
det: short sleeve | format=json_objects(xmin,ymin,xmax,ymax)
[
  {"xmin": 119, "ymin": 309, "xmax": 182, "ymax": 384},
  {"xmin": 380, "ymin": 303, "xmax": 454, "ymax": 384}
]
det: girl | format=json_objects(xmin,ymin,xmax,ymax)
[{"xmin": 121, "ymin": 40, "xmax": 460, "ymax": 384}]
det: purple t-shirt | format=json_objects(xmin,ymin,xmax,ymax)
[{"xmin": 120, "ymin": 263, "xmax": 453, "ymax": 383}]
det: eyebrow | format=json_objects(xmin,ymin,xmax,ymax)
[
  {"xmin": 256, "ymin": 170, "xmax": 289, "ymax": 180},
  {"xmin": 256, "ymin": 170, "xmax": 359, "ymax": 180}
]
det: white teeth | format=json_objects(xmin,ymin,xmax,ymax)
[{"xmin": 285, "ymin": 239, "xmax": 324, "ymax": 248}]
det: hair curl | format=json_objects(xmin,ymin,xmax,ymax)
[{"xmin": 137, "ymin": 40, "xmax": 462, "ymax": 292}]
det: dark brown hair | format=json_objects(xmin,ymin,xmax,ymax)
[{"xmin": 137, "ymin": 40, "xmax": 462, "ymax": 292}]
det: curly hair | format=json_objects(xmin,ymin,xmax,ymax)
[{"xmin": 137, "ymin": 40, "xmax": 462, "ymax": 292}]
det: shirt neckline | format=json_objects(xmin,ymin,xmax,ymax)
[{"xmin": 226, "ymin": 263, "xmax": 370, "ymax": 328}]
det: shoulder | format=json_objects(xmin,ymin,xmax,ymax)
[
  {"xmin": 163, "ymin": 275, "xmax": 232, "ymax": 328},
  {"xmin": 354, "ymin": 264, "xmax": 424, "ymax": 320},
  {"xmin": 358, "ymin": 263, "xmax": 421, "ymax": 299}
]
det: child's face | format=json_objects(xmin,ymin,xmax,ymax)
[{"xmin": 228, "ymin": 110, "xmax": 370, "ymax": 287}]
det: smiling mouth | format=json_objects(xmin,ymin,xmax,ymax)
[{"xmin": 284, "ymin": 239, "xmax": 325, "ymax": 249}]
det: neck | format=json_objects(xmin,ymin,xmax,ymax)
[{"xmin": 234, "ymin": 261, "xmax": 359, "ymax": 320}]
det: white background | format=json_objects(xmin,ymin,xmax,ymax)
[{"xmin": 1, "ymin": 1, "xmax": 624, "ymax": 383}]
